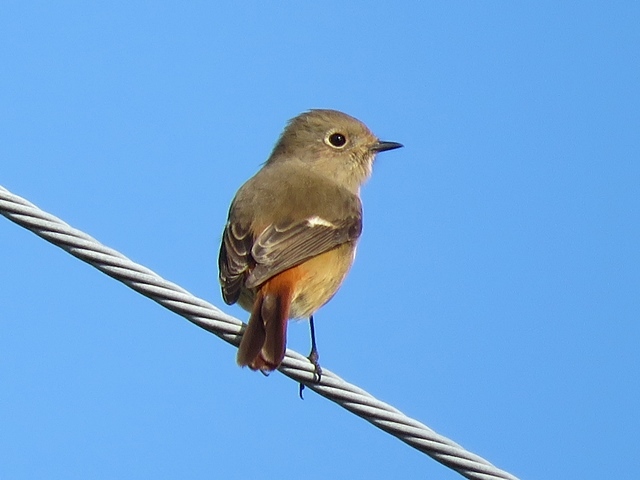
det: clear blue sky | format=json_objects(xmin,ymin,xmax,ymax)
[{"xmin": 1, "ymin": 3, "xmax": 639, "ymax": 479}]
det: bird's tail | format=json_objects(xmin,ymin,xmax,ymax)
[{"xmin": 236, "ymin": 275, "xmax": 293, "ymax": 371}]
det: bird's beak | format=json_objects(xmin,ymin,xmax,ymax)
[{"xmin": 371, "ymin": 140, "xmax": 403, "ymax": 153}]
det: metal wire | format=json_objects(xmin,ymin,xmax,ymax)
[{"xmin": 0, "ymin": 184, "xmax": 519, "ymax": 480}]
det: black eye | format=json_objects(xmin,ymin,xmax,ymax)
[{"xmin": 328, "ymin": 132, "xmax": 347, "ymax": 148}]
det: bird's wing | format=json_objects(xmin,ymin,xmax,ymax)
[
  {"xmin": 218, "ymin": 220, "xmax": 254, "ymax": 305},
  {"xmin": 246, "ymin": 214, "xmax": 362, "ymax": 289}
]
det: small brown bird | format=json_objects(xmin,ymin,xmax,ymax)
[{"xmin": 218, "ymin": 109, "xmax": 402, "ymax": 376}]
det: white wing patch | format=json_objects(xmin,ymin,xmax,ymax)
[{"xmin": 306, "ymin": 216, "xmax": 335, "ymax": 228}]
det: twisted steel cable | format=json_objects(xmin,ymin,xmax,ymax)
[{"xmin": 1, "ymin": 184, "xmax": 519, "ymax": 480}]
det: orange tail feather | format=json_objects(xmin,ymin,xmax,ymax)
[{"xmin": 236, "ymin": 269, "xmax": 298, "ymax": 371}]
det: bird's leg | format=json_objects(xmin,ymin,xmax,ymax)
[
  {"xmin": 307, "ymin": 315, "xmax": 323, "ymax": 382},
  {"xmin": 299, "ymin": 315, "xmax": 323, "ymax": 399}
]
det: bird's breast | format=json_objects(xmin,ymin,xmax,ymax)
[{"xmin": 288, "ymin": 243, "xmax": 357, "ymax": 319}]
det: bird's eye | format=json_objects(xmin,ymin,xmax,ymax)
[{"xmin": 327, "ymin": 132, "xmax": 347, "ymax": 148}]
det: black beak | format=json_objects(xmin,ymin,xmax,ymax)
[{"xmin": 372, "ymin": 140, "xmax": 403, "ymax": 153}]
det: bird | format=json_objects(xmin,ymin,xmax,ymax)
[{"xmin": 218, "ymin": 109, "xmax": 402, "ymax": 379}]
